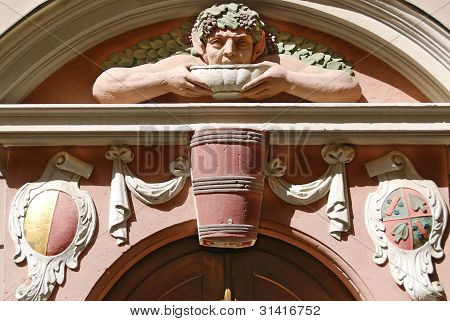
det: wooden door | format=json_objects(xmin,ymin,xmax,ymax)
[{"xmin": 105, "ymin": 236, "xmax": 355, "ymax": 300}]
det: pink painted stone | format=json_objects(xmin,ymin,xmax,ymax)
[
  {"xmin": 46, "ymin": 192, "xmax": 79, "ymax": 256},
  {"xmin": 190, "ymin": 128, "xmax": 268, "ymax": 248}
]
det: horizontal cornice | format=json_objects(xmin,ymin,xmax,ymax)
[{"xmin": 0, "ymin": 103, "xmax": 449, "ymax": 146}]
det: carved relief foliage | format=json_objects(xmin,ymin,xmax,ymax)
[
  {"xmin": 99, "ymin": 22, "xmax": 354, "ymax": 75},
  {"xmin": 9, "ymin": 152, "xmax": 96, "ymax": 301},
  {"xmin": 365, "ymin": 151, "xmax": 447, "ymax": 300}
]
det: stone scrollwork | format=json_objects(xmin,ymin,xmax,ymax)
[
  {"xmin": 265, "ymin": 144, "xmax": 355, "ymax": 240},
  {"xmin": 9, "ymin": 152, "xmax": 96, "ymax": 301},
  {"xmin": 105, "ymin": 145, "xmax": 190, "ymax": 245},
  {"xmin": 365, "ymin": 151, "xmax": 448, "ymax": 300}
]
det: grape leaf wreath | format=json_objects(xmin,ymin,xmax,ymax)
[{"xmin": 99, "ymin": 4, "xmax": 354, "ymax": 75}]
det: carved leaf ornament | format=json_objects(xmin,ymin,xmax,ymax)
[
  {"xmin": 265, "ymin": 144, "xmax": 355, "ymax": 240},
  {"xmin": 99, "ymin": 21, "xmax": 354, "ymax": 75},
  {"xmin": 9, "ymin": 152, "xmax": 96, "ymax": 301},
  {"xmin": 365, "ymin": 151, "xmax": 448, "ymax": 300},
  {"xmin": 105, "ymin": 146, "xmax": 190, "ymax": 244}
]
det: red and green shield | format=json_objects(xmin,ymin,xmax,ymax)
[{"xmin": 381, "ymin": 188, "xmax": 432, "ymax": 250}]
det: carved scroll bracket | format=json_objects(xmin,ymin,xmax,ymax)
[
  {"xmin": 365, "ymin": 151, "xmax": 448, "ymax": 300},
  {"xmin": 9, "ymin": 152, "xmax": 96, "ymax": 301},
  {"xmin": 265, "ymin": 144, "xmax": 355, "ymax": 240},
  {"xmin": 105, "ymin": 145, "xmax": 190, "ymax": 245}
]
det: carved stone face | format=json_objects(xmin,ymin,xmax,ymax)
[{"xmin": 205, "ymin": 28, "xmax": 254, "ymax": 65}]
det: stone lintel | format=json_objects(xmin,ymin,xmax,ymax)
[{"xmin": 0, "ymin": 103, "xmax": 448, "ymax": 146}]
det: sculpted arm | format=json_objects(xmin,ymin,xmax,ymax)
[
  {"xmin": 242, "ymin": 54, "xmax": 362, "ymax": 102},
  {"xmin": 92, "ymin": 55, "xmax": 210, "ymax": 103}
]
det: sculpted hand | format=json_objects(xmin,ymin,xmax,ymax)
[
  {"xmin": 240, "ymin": 62, "xmax": 289, "ymax": 100},
  {"xmin": 162, "ymin": 64, "xmax": 212, "ymax": 97}
]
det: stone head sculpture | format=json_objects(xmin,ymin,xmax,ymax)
[{"xmin": 191, "ymin": 3, "xmax": 267, "ymax": 64}]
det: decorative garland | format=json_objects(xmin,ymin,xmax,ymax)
[
  {"xmin": 99, "ymin": 21, "xmax": 354, "ymax": 75},
  {"xmin": 265, "ymin": 144, "xmax": 355, "ymax": 241},
  {"xmin": 105, "ymin": 146, "xmax": 190, "ymax": 245}
]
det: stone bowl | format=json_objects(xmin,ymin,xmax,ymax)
[{"xmin": 190, "ymin": 63, "xmax": 269, "ymax": 100}]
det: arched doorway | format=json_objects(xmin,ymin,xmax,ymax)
[{"xmin": 105, "ymin": 235, "xmax": 355, "ymax": 300}]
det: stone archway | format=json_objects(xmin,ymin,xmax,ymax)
[
  {"xmin": 0, "ymin": 0, "xmax": 448, "ymax": 102},
  {"xmin": 104, "ymin": 235, "xmax": 355, "ymax": 301}
]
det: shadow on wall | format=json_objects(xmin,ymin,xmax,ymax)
[{"xmin": 261, "ymin": 144, "xmax": 448, "ymax": 238}]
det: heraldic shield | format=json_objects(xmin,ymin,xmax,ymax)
[
  {"xmin": 365, "ymin": 151, "xmax": 448, "ymax": 301},
  {"xmin": 9, "ymin": 152, "xmax": 96, "ymax": 301},
  {"xmin": 382, "ymin": 188, "xmax": 433, "ymax": 251}
]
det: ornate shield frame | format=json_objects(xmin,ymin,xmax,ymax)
[
  {"xmin": 365, "ymin": 151, "xmax": 448, "ymax": 300},
  {"xmin": 9, "ymin": 152, "xmax": 96, "ymax": 301}
]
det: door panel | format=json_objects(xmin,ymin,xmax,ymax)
[
  {"xmin": 128, "ymin": 252, "xmax": 204, "ymax": 300},
  {"xmin": 254, "ymin": 277, "xmax": 299, "ymax": 300},
  {"xmin": 105, "ymin": 236, "xmax": 355, "ymax": 301},
  {"xmin": 234, "ymin": 251, "xmax": 332, "ymax": 300},
  {"xmin": 160, "ymin": 276, "xmax": 204, "ymax": 301}
]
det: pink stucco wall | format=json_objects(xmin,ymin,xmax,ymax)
[
  {"xmin": 2, "ymin": 145, "xmax": 448, "ymax": 300},
  {"xmin": 2, "ymin": 16, "xmax": 446, "ymax": 301},
  {"xmin": 22, "ymin": 17, "xmax": 429, "ymax": 104}
]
